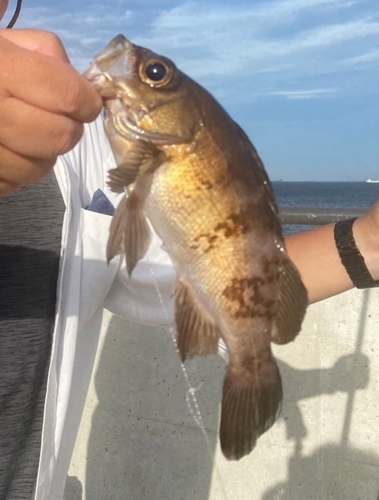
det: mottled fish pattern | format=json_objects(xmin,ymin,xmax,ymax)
[{"xmin": 85, "ymin": 35, "xmax": 308, "ymax": 460}]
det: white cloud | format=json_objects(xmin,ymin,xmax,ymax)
[
  {"xmin": 264, "ymin": 88, "xmax": 338, "ymax": 99},
  {"xmin": 14, "ymin": 0, "xmax": 378, "ymax": 180},
  {"xmin": 126, "ymin": 0, "xmax": 379, "ymax": 102},
  {"xmin": 152, "ymin": 0, "xmax": 355, "ymax": 33},
  {"xmin": 17, "ymin": 0, "xmax": 379, "ymax": 100},
  {"xmin": 342, "ymin": 48, "xmax": 379, "ymax": 65},
  {"xmin": 289, "ymin": 19, "xmax": 379, "ymax": 51}
]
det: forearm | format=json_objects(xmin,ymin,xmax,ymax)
[{"xmin": 285, "ymin": 206, "xmax": 379, "ymax": 304}]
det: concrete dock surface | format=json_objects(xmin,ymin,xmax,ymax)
[{"xmin": 66, "ymin": 288, "xmax": 379, "ymax": 499}]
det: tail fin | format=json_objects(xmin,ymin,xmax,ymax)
[{"xmin": 220, "ymin": 354, "xmax": 282, "ymax": 460}]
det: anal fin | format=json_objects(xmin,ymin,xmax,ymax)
[{"xmin": 174, "ymin": 280, "xmax": 220, "ymax": 362}]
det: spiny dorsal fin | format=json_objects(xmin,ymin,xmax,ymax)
[
  {"xmin": 271, "ymin": 257, "xmax": 308, "ymax": 345},
  {"xmin": 173, "ymin": 279, "xmax": 220, "ymax": 362}
]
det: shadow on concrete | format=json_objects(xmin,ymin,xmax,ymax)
[
  {"xmin": 262, "ymin": 290, "xmax": 378, "ymax": 500},
  {"xmin": 77, "ymin": 291, "xmax": 377, "ymax": 499},
  {"xmin": 64, "ymin": 476, "xmax": 83, "ymax": 500},
  {"xmin": 262, "ymin": 443, "xmax": 379, "ymax": 500},
  {"xmin": 261, "ymin": 354, "xmax": 375, "ymax": 500},
  {"xmin": 278, "ymin": 351, "xmax": 370, "ymax": 455},
  {"xmin": 84, "ymin": 318, "xmax": 225, "ymax": 500}
]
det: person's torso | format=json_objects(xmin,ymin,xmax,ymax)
[{"xmin": 0, "ymin": 171, "xmax": 65, "ymax": 499}]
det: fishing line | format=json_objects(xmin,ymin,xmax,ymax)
[{"xmin": 147, "ymin": 262, "xmax": 230, "ymax": 500}]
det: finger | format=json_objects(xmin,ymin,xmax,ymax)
[
  {"xmin": 0, "ymin": 145, "xmax": 56, "ymax": 188},
  {"xmin": 0, "ymin": 28, "xmax": 70, "ymax": 61},
  {"xmin": 0, "ymin": 35, "xmax": 102, "ymax": 123},
  {"xmin": 0, "ymin": 96, "xmax": 84, "ymax": 159}
]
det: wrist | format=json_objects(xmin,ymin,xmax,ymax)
[{"xmin": 352, "ymin": 213, "xmax": 379, "ymax": 282}]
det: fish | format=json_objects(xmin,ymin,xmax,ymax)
[{"xmin": 85, "ymin": 35, "xmax": 308, "ymax": 461}]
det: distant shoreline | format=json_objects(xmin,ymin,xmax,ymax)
[{"xmin": 271, "ymin": 180, "xmax": 375, "ymax": 183}]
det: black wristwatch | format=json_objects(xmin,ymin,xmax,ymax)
[{"xmin": 334, "ymin": 218, "xmax": 379, "ymax": 289}]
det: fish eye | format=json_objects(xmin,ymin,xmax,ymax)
[
  {"xmin": 140, "ymin": 58, "xmax": 173, "ymax": 88},
  {"xmin": 146, "ymin": 62, "xmax": 167, "ymax": 82}
]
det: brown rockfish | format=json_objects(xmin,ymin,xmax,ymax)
[{"xmin": 85, "ymin": 35, "xmax": 308, "ymax": 461}]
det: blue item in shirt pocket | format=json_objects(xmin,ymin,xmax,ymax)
[{"xmin": 85, "ymin": 189, "xmax": 115, "ymax": 216}]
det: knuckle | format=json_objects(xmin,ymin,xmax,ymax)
[
  {"xmin": 62, "ymin": 76, "xmax": 103, "ymax": 122},
  {"xmin": 85, "ymin": 92, "xmax": 103, "ymax": 123},
  {"xmin": 37, "ymin": 157, "xmax": 57, "ymax": 174},
  {"xmin": 24, "ymin": 159, "xmax": 55, "ymax": 184},
  {"xmin": 53, "ymin": 121, "xmax": 84, "ymax": 155},
  {"xmin": 39, "ymin": 31, "xmax": 67, "ymax": 58},
  {"xmin": 0, "ymin": 149, "xmax": 55, "ymax": 188},
  {"xmin": 62, "ymin": 78, "xmax": 83, "ymax": 116}
]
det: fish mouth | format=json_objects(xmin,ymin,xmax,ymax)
[
  {"xmin": 84, "ymin": 35, "xmax": 133, "ymax": 84},
  {"xmin": 83, "ymin": 37, "xmax": 133, "ymax": 98}
]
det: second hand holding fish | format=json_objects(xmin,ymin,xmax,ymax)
[{"xmin": 85, "ymin": 35, "xmax": 308, "ymax": 461}]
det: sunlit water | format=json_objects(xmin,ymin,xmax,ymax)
[{"xmin": 273, "ymin": 181, "xmax": 379, "ymax": 235}]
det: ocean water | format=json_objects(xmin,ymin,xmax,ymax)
[{"xmin": 272, "ymin": 181, "xmax": 379, "ymax": 235}]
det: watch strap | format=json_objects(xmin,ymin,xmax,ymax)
[{"xmin": 334, "ymin": 218, "xmax": 379, "ymax": 289}]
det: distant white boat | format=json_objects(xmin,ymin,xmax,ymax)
[{"xmin": 366, "ymin": 179, "xmax": 379, "ymax": 183}]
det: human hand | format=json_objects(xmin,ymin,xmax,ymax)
[{"xmin": 0, "ymin": 29, "xmax": 102, "ymax": 196}]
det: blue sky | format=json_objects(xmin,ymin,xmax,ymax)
[{"xmin": 7, "ymin": 0, "xmax": 379, "ymax": 181}]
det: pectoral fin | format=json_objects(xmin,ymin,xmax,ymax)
[
  {"xmin": 174, "ymin": 280, "xmax": 220, "ymax": 362},
  {"xmin": 271, "ymin": 258, "xmax": 308, "ymax": 345},
  {"xmin": 107, "ymin": 190, "xmax": 151, "ymax": 276},
  {"xmin": 106, "ymin": 194, "xmax": 128, "ymax": 262},
  {"xmin": 108, "ymin": 139, "xmax": 165, "ymax": 193}
]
